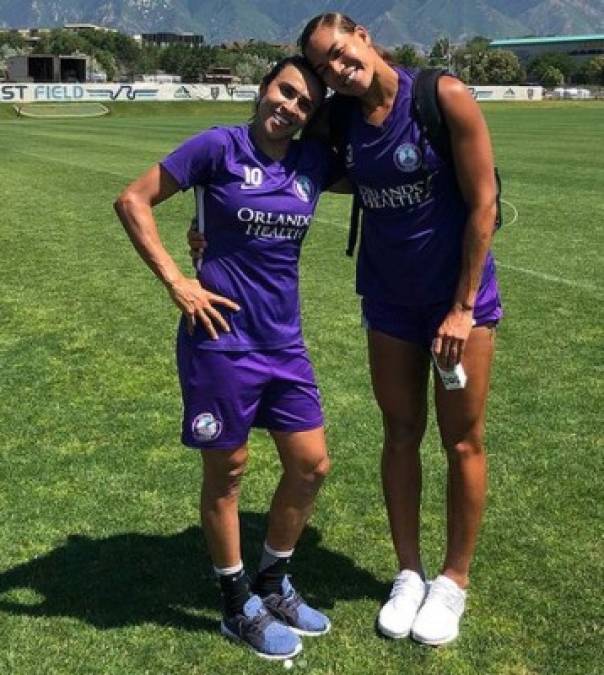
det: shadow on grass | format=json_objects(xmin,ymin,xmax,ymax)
[{"xmin": 0, "ymin": 512, "xmax": 384, "ymax": 632}]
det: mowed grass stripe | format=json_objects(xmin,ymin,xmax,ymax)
[{"xmin": 498, "ymin": 261, "xmax": 601, "ymax": 293}]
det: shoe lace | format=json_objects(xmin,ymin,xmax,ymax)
[
  {"xmin": 427, "ymin": 580, "xmax": 464, "ymax": 614},
  {"xmin": 390, "ymin": 572, "xmax": 422, "ymax": 599},
  {"xmin": 276, "ymin": 575, "xmax": 303, "ymax": 611},
  {"xmin": 238, "ymin": 608, "xmax": 274, "ymax": 641}
]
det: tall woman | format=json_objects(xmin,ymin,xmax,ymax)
[
  {"xmin": 114, "ymin": 56, "xmax": 339, "ymax": 660},
  {"xmin": 300, "ymin": 14, "xmax": 502, "ymax": 645}
]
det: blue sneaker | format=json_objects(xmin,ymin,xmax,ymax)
[
  {"xmin": 220, "ymin": 595, "xmax": 302, "ymax": 660},
  {"xmin": 261, "ymin": 576, "xmax": 331, "ymax": 636}
]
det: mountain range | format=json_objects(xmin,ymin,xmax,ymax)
[{"xmin": 1, "ymin": 0, "xmax": 603, "ymax": 47}]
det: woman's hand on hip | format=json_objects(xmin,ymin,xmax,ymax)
[
  {"xmin": 166, "ymin": 276, "xmax": 240, "ymax": 339},
  {"xmin": 432, "ymin": 307, "xmax": 475, "ymax": 369}
]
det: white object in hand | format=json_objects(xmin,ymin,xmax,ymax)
[{"xmin": 433, "ymin": 358, "xmax": 467, "ymax": 390}]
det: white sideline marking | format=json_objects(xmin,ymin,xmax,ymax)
[
  {"xmin": 496, "ymin": 262, "xmax": 600, "ymax": 293},
  {"xmin": 314, "ymin": 216, "xmax": 600, "ymax": 294}
]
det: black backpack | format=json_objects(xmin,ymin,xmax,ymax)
[{"xmin": 324, "ymin": 68, "xmax": 503, "ymax": 256}]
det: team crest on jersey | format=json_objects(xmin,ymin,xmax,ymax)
[
  {"xmin": 192, "ymin": 412, "xmax": 222, "ymax": 442},
  {"xmin": 393, "ymin": 143, "xmax": 422, "ymax": 173},
  {"xmin": 294, "ymin": 175, "xmax": 314, "ymax": 203}
]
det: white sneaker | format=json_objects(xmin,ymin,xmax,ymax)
[
  {"xmin": 377, "ymin": 569, "xmax": 427, "ymax": 639},
  {"xmin": 411, "ymin": 574, "xmax": 466, "ymax": 646}
]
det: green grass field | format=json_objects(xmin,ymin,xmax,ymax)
[{"xmin": 0, "ymin": 100, "xmax": 602, "ymax": 674}]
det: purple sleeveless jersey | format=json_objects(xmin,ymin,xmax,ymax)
[
  {"xmin": 161, "ymin": 125, "xmax": 338, "ymax": 350},
  {"xmin": 345, "ymin": 67, "xmax": 501, "ymax": 312}
]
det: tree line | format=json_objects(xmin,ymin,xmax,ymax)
[
  {"xmin": 394, "ymin": 36, "xmax": 604, "ymax": 87},
  {"xmin": 0, "ymin": 28, "xmax": 287, "ymax": 83},
  {"xmin": 1, "ymin": 28, "xmax": 603, "ymax": 87}
]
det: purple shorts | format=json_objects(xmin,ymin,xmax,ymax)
[
  {"xmin": 176, "ymin": 329, "xmax": 323, "ymax": 450},
  {"xmin": 362, "ymin": 281, "xmax": 502, "ymax": 349}
]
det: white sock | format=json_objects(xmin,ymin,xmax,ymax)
[{"xmin": 213, "ymin": 560, "xmax": 244, "ymax": 577}]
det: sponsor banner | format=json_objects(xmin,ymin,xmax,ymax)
[
  {"xmin": 230, "ymin": 87, "xmax": 259, "ymax": 101},
  {"xmin": 1, "ymin": 82, "xmax": 540, "ymax": 104},
  {"xmin": 0, "ymin": 82, "xmax": 260, "ymax": 103},
  {"xmin": 466, "ymin": 85, "xmax": 543, "ymax": 101}
]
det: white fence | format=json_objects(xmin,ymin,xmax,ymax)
[
  {"xmin": 0, "ymin": 82, "xmax": 543, "ymax": 104},
  {"xmin": 551, "ymin": 87, "xmax": 592, "ymax": 99},
  {"xmin": 0, "ymin": 82, "xmax": 260, "ymax": 103}
]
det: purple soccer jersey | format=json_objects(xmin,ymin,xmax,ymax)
[
  {"xmin": 345, "ymin": 67, "xmax": 501, "ymax": 315},
  {"xmin": 161, "ymin": 125, "xmax": 338, "ymax": 351}
]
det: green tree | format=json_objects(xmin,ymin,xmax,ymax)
[
  {"xmin": 582, "ymin": 55, "xmax": 604, "ymax": 85},
  {"xmin": 452, "ymin": 47, "xmax": 488, "ymax": 84},
  {"xmin": 32, "ymin": 34, "xmax": 50, "ymax": 54},
  {"xmin": 465, "ymin": 36, "xmax": 490, "ymax": 51},
  {"xmin": 110, "ymin": 32, "xmax": 140, "ymax": 70},
  {"xmin": 94, "ymin": 49, "xmax": 117, "ymax": 81},
  {"xmin": 243, "ymin": 41, "xmax": 288, "ymax": 63},
  {"xmin": 159, "ymin": 44, "xmax": 191, "ymax": 75},
  {"xmin": 392, "ymin": 44, "xmax": 426, "ymax": 68},
  {"xmin": 452, "ymin": 36, "xmax": 493, "ymax": 83},
  {"xmin": 212, "ymin": 49, "xmax": 238, "ymax": 69},
  {"xmin": 180, "ymin": 48, "xmax": 215, "ymax": 82},
  {"xmin": 528, "ymin": 52, "xmax": 574, "ymax": 81},
  {"xmin": 46, "ymin": 29, "xmax": 86, "ymax": 56},
  {"xmin": 235, "ymin": 54, "xmax": 270, "ymax": 84},
  {"xmin": 0, "ymin": 31, "xmax": 27, "ymax": 49},
  {"xmin": 541, "ymin": 66, "xmax": 564, "ymax": 88},
  {"xmin": 158, "ymin": 44, "xmax": 215, "ymax": 81},
  {"xmin": 135, "ymin": 46, "xmax": 161, "ymax": 75},
  {"xmin": 483, "ymin": 50, "xmax": 524, "ymax": 84},
  {"xmin": 429, "ymin": 36, "xmax": 451, "ymax": 68}
]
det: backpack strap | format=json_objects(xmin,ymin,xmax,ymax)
[
  {"xmin": 344, "ymin": 199, "xmax": 362, "ymax": 257},
  {"xmin": 191, "ymin": 185, "xmax": 206, "ymax": 272},
  {"xmin": 345, "ymin": 195, "xmax": 361, "ymax": 257},
  {"xmin": 412, "ymin": 68, "xmax": 452, "ymax": 163},
  {"xmin": 324, "ymin": 94, "xmax": 365, "ymax": 258},
  {"xmin": 494, "ymin": 166, "xmax": 502, "ymax": 230},
  {"xmin": 413, "ymin": 68, "xmax": 504, "ymax": 230}
]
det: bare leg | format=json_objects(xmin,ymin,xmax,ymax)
[
  {"xmin": 200, "ymin": 445, "xmax": 248, "ymax": 568},
  {"xmin": 202, "ymin": 446, "xmax": 305, "ymax": 655},
  {"xmin": 368, "ymin": 330, "xmax": 431, "ymax": 573},
  {"xmin": 265, "ymin": 427, "xmax": 330, "ymax": 552},
  {"xmin": 435, "ymin": 326, "xmax": 495, "ymax": 589}
]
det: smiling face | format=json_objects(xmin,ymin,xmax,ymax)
[
  {"xmin": 254, "ymin": 62, "xmax": 324, "ymax": 143},
  {"xmin": 303, "ymin": 23, "xmax": 377, "ymax": 97}
]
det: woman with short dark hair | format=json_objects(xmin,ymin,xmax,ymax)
[{"xmin": 115, "ymin": 56, "xmax": 341, "ymax": 660}]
